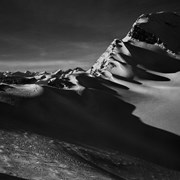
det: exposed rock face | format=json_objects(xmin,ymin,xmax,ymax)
[
  {"xmin": 129, "ymin": 25, "xmax": 162, "ymax": 45},
  {"xmin": 124, "ymin": 11, "xmax": 180, "ymax": 54}
]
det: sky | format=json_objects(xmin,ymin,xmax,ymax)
[{"xmin": 0, "ymin": 0, "xmax": 180, "ymax": 71}]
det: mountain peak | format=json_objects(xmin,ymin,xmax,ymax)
[
  {"xmin": 89, "ymin": 11, "xmax": 180, "ymax": 81},
  {"xmin": 123, "ymin": 11, "xmax": 180, "ymax": 54}
]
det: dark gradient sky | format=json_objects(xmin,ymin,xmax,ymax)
[{"xmin": 0, "ymin": 0, "xmax": 180, "ymax": 71}]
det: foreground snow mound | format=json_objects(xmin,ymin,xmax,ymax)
[{"xmin": 1, "ymin": 11, "xmax": 180, "ymax": 179}]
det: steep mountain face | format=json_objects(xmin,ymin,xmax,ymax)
[
  {"xmin": 89, "ymin": 11, "xmax": 180, "ymax": 81},
  {"xmin": 124, "ymin": 12, "xmax": 180, "ymax": 54}
]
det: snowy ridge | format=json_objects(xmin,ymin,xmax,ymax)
[
  {"xmin": 89, "ymin": 11, "xmax": 180, "ymax": 83},
  {"xmin": 88, "ymin": 39, "xmax": 134, "ymax": 80},
  {"xmin": 0, "ymin": 67, "xmax": 85, "ymax": 90}
]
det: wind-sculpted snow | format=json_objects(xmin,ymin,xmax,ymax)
[{"xmin": 1, "ymin": 11, "xmax": 180, "ymax": 179}]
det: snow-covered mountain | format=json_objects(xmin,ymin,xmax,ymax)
[
  {"xmin": 89, "ymin": 11, "xmax": 180, "ymax": 82},
  {"xmin": 1, "ymin": 11, "xmax": 180, "ymax": 89},
  {"xmin": 1, "ymin": 11, "xmax": 180, "ymax": 179}
]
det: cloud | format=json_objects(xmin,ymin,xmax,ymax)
[
  {"xmin": 0, "ymin": 0, "xmax": 180, "ymax": 70},
  {"xmin": 0, "ymin": 31, "xmax": 109, "ymax": 64},
  {"xmin": 0, "ymin": 60, "xmax": 91, "ymax": 72}
]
